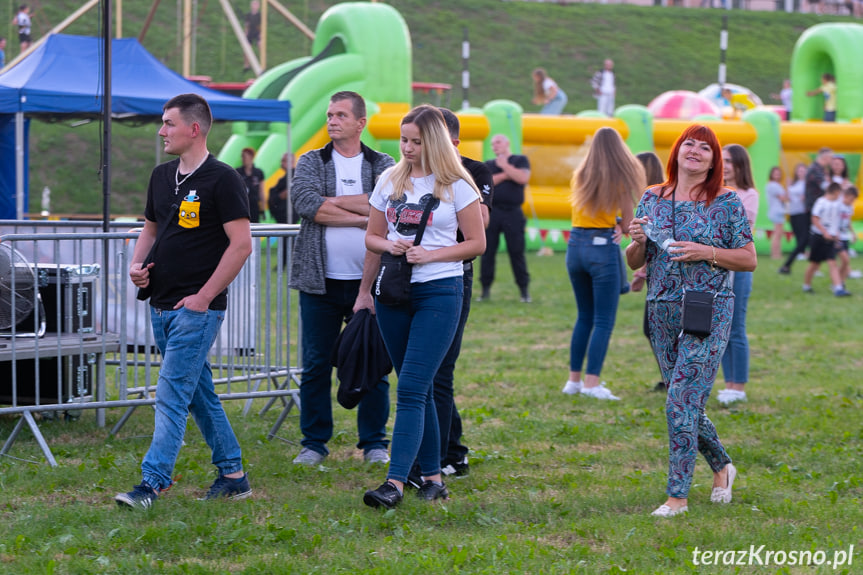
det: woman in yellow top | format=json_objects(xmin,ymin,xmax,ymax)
[{"xmin": 562, "ymin": 127, "xmax": 645, "ymax": 400}]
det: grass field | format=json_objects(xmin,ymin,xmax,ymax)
[
  {"xmin": 1, "ymin": 249, "xmax": 861, "ymax": 574},
  {"xmin": 1, "ymin": 0, "xmax": 855, "ymax": 215}
]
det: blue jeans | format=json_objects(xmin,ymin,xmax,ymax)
[
  {"xmin": 566, "ymin": 228, "xmax": 621, "ymax": 377},
  {"xmin": 375, "ymin": 276, "xmax": 463, "ymax": 483},
  {"xmin": 299, "ymin": 280, "xmax": 390, "ymax": 456},
  {"xmin": 142, "ymin": 307, "xmax": 243, "ymax": 491},
  {"xmin": 720, "ymin": 271, "xmax": 752, "ymax": 384},
  {"xmin": 541, "ymin": 89, "xmax": 568, "ymax": 115}
]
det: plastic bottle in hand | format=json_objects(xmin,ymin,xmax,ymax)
[{"xmin": 642, "ymin": 219, "xmax": 678, "ymax": 252}]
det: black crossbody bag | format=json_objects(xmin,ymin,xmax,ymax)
[
  {"xmin": 668, "ymin": 191, "xmax": 717, "ymax": 339},
  {"xmin": 373, "ymin": 201, "xmax": 434, "ymax": 306}
]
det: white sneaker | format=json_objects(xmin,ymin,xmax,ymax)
[
  {"xmin": 718, "ymin": 389, "xmax": 747, "ymax": 405},
  {"xmin": 580, "ymin": 384, "xmax": 620, "ymax": 400},
  {"xmin": 562, "ymin": 380, "xmax": 583, "ymax": 395},
  {"xmin": 849, "ymin": 270, "xmax": 862, "ymax": 279},
  {"xmin": 710, "ymin": 463, "xmax": 737, "ymax": 503},
  {"xmin": 651, "ymin": 504, "xmax": 688, "ymax": 517}
]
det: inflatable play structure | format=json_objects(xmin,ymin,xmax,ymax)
[{"xmin": 218, "ymin": 5, "xmax": 863, "ymax": 251}]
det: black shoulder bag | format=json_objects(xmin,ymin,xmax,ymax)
[
  {"xmin": 135, "ymin": 204, "xmax": 179, "ymax": 301},
  {"xmin": 672, "ymin": 191, "xmax": 717, "ymax": 339},
  {"xmin": 373, "ymin": 200, "xmax": 434, "ymax": 306}
]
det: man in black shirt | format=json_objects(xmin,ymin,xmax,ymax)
[
  {"xmin": 117, "ymin": 94, "xmax": 253, "ymax": 510},
  {"xmin": 480, "ymin": 134, "xmax": 531, "ymax": 302}
]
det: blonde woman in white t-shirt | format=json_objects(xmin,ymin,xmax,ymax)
[{"xmin": 363, "ymin": 105, "xmax": 485, "ymax": 510}]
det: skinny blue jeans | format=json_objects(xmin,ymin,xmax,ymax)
[
  {"xmin": 566, "ymin": 228, "xmax": 621, "ymax": 377},
  {"xmin": 142, "ymin": 307, "xmax": 243, "ymax": 491},
  {"xmin": 720, "ymin": 271, "xmax": 752, "ymax": 384},
  {"xmin": 375, "ymin": 276, "xmax": 463, "ymax": 483}
]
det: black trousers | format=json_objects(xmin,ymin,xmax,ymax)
[
  {"xmin": 480, "ymin": 206, "xmax": 530, "ymax": 290},
  {"xmin": 783, "ymin": 212, "xmax": 810, "ymax": 270}
]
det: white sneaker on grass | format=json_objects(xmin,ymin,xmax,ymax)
[
  {"xmin": 562, "ymin": 380, "xmax": 583, "ymax": 395},
  {"xmin": 580, "ymin": 384, "xmax": 620, "ymax": 400},
  {"xmin": 718, "ymin": 389, "xmax": 747, "ymax": 405}
]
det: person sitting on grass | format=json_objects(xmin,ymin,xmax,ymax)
[{"xmin": 802, "ymin": 182, "xmax": 849, "ymax": 296}]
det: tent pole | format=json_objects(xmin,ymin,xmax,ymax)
[
  {"xmin": 15, "ymin": 112, "xmax": 24, "ymax": 220},
  {"xmin": 102, "ymin": 0, "xmax": 113, "ymax": 231}
]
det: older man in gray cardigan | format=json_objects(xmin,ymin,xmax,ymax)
[{"xmin": 289, "ymin": 91, "xmax": 395, "ymax": 466}]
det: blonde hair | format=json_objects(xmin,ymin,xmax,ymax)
[
  {"xmin": 383, "ymin": 105, "xmax": 478, "ymax": 201},
  {"xmin": 571, "ymin": 127, "xmax": 645, "ymax": 217}
]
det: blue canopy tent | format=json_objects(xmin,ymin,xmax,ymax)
[{"xmin": 0, "ymin": 34, "xmax": 291, "ymax": 219}]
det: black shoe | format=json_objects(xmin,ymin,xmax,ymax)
[
  {"xmin": 778, "ymin": 266, "xmax": 790, "ymax": 275},
  {"xmin": 363, "ymin": 481, "xmax": 403, "ymax": 509},
  {"xmin": 477, "ymin": 288, "xmax": 491, "ymax": 301},
  {"xmin": 653, "ymin": 381, "xmax": 667, "ymax": 393},
  {"xmin": 441, "ymin": 456, "xmax": 469, "ymax": 477},
  {"xmin": 406, "ymin": 465, "xmax": 423, "ymax": 490},
  {"xmin": 416, "ymin": 480, "xmax": 450, "ymax": 501},
  {"xmin": 199, "ymin": 473, "xmax": 252, "ymax": 501}
]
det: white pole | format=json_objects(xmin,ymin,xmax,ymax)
[
  {"xmin": 15, "ymin": 112, "xmax": 24, "ymax": 219},
  {"xmin": 461, "ymin": 28, "xmax": 470, "ymax": 110}
]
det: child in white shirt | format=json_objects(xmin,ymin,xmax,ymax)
[
  {"xmin": 803, "ymin": 183, "xmax": 848, "ymax": 296},
  {"xmin": 837, "ymin": 186, "xmax": 858, "ymax": 286}
]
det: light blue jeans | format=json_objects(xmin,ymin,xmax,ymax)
[
  {"xmin": 141, "ymin": 307, "xmax": 243, "ymax": 491},
  {"xmin": 541, "ymin": 89, "xmax": 568, "ymax": 115},
  {"xmin": 720, "ymin": 271, "xmax": 752, "ymax": 384},
  {"xmin": 375, "ymin": 276, "xmax": 463, "ymax": 483}
]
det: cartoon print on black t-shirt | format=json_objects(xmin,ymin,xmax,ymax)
[{"xmin": 386, "ymin": 193, "xmax": 439, "ymax": 236}]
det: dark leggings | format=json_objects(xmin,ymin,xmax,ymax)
[{"xmin": 782, "ymin": 212, "xmax": 810, "ymax": 270}]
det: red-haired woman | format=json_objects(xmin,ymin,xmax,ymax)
[{"xmin": 626, "ymin": 125, "xmax": 757, "ymax": 517}]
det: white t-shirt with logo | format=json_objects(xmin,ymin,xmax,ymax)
[
  {"xmin": 370, "ymin": 171, "xmax": 479, "ymax": 283},
  {"xmin": 325, "ymin": 150, "xmax": 367, "ymax": 279},
  {"xmin": 811, "ymin": 196, "xmax": 842, "ymax": 237}
]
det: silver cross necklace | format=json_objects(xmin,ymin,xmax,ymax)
[{"xmin": 175, "ymin": 154, "xmax": 209, "ymax": 195}]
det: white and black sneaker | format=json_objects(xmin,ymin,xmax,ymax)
[
  {"xmin": 115, "ymin": 481, "xmax": 159, "ymax": 510},
  {"xmin": 441, "ymin": 457, "xmax": 469, "ymax": 477}
]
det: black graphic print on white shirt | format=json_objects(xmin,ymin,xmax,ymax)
[{"xmin": 386, "ymin": 193, "xmax": 440, "ymax": 237}]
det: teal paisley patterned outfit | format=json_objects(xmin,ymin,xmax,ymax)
[{"xmin": 636, "ymin": 187, "xmax": 753, "ymax": 498}]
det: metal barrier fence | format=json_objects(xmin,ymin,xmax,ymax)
[{"xmin": 0, "ymin": 220, "xmax": 301, "ymax": 466}]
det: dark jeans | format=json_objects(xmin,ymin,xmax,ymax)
[
  {"xmin": 480, "ymin": 206, "xmax": 529, "ymax": 291},
  {"xmin": 375, "ymin": 276, "xmax": 463, "ymax": 483},
  {"xmin": 783, "ymin": 212, "xmax": 810, "ymax": 270},
  {"xmin": 432, "ymin": 264, "xmax": 474, "ymax": 465},
  {"xmin": 298, "ymin": 280, "xmax": 390, "ymax": 456},
  {"xmin": 566, "ymin": 228, "xmax": 621, "ymax": 377}
]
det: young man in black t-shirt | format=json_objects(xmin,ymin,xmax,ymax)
[{"xmin": 116, "ymin": 94, "xmax": 253, "ymax": 510}]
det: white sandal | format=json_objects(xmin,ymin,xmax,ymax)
[{"xmin": 710, "ymin": 463, "xmax": 737, "ymax": 503}]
